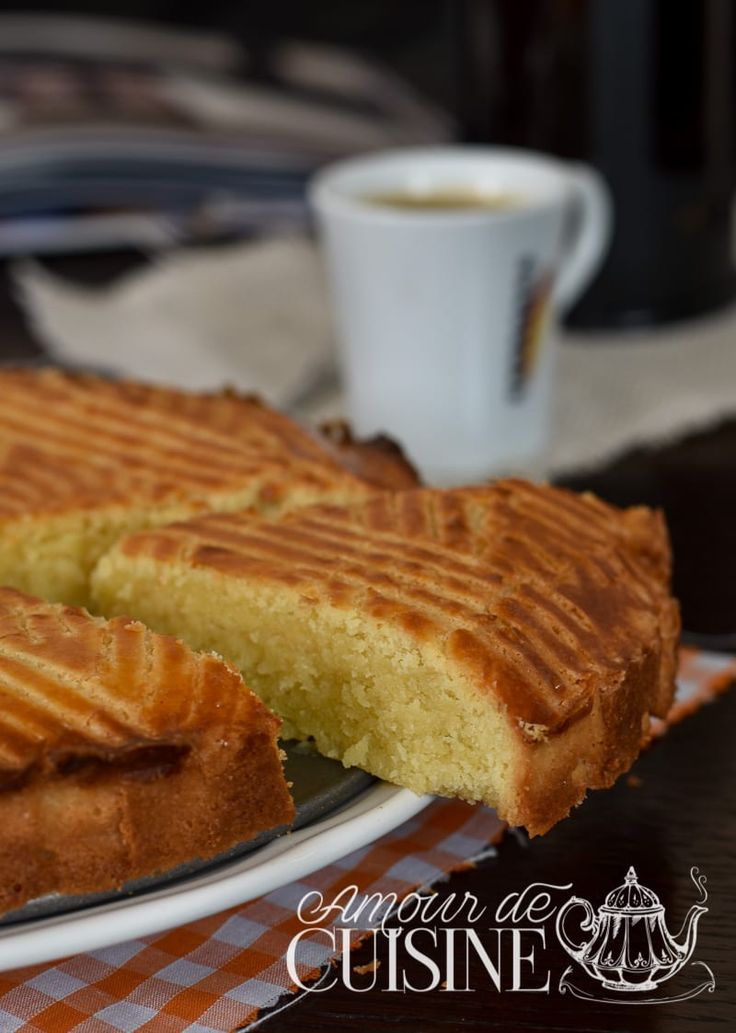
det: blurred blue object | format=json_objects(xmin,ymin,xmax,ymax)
[{"xmin": 0, "ymin": 14, "xmax": 449, "ymax": 254}]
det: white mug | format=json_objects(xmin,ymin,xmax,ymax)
[{"xmin": 310, "ymin": 146, "xmax": 612, "ymax": 485}]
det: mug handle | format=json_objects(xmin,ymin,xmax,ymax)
[{"xmin": 554, "ymin": 164, "xmax": 613, "ymax": 313}]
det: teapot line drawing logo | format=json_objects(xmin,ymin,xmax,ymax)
[{"xmin": 556, "ymin": 866, "xmax": 716, "ymax": 1004}]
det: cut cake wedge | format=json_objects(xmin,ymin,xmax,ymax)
[
  {"xmin": 92, "ymin": 480, "xmax": 679, "ymax": 835},
  {"xmin": 0, "ymin": 587, "xmax": 294, "ymax": 914}
]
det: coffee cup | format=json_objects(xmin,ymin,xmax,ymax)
[{"xmin": 310, "ymin": 146, "xmax": 611, "ymax": 485}]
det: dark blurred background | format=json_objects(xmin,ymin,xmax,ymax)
[
  {"xmin": 3, "ymin": 0, "xmax": 735, "ymax": 328},
  {"xmin": 1, "ymin": 0, "xmax": 736, "ymax": 640},
  {"xmin": 1, "ymin": 0, "xmax": 456, "ymax": 101},
  {"xmin": 235, "ymin": 0, "xmax": 736, "ymax": 328}
]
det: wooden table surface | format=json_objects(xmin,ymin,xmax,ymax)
[{"xmin": 1, "ymin": 254, "xmax": 734, "ymax": 1032}]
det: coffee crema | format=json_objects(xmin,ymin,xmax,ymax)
[{"xmin": 362, "ymin": 188, "xmax": 521, "ymax": 211}]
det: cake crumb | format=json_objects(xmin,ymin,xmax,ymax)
[
  {"xmin": 627, "ymin": 774, "xmax": 643, "ymax": 788},
  {"xmin": 353, "ymin": 960, "xmax": 380, "ymax": 976}
]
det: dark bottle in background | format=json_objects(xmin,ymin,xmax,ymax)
[{"xmin": 455, "ymin": 0, "xmax": 736, "ymax": 328}]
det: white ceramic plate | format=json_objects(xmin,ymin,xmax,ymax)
[{"xmin": 0, "ymin": 782, "xmax": 431, "ymax": 971}]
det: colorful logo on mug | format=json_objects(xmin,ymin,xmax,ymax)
[{"xmin": 510, "ymin": 257, "xmax": 553, "ymax": 399}]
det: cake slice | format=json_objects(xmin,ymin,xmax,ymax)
[
  {"xmin": 0, "ymin": 587, "xmax": 294, "ymax": 914},
  {"xmin": 0, "ymin": 368, "xmax": 377, "ymax": 607},
  {"xmin": 92, "ymin": 480, "xmax": 679, "ymax": 835}
]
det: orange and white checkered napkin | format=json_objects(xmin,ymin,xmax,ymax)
[{"xmin": 0, "ymin": 647, "xmax": 733, "ymax": 1033}]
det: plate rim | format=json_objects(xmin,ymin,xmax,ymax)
[{"xmin": 0, "ymin": 783, "xmax": 432, "ymax": 972}]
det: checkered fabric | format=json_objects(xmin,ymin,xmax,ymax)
[{"xmin": 0, "ymin": 647, "xmax": 733, "ymax": 1033}]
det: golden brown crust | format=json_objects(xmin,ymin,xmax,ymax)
[
  {"xmin": 510, "ymin": 642, "xmax": 666, "ymax": 833},
  {"xmin": 0, "ymin": 368, "xmax": 369, "ymax": 519},
  {"xmin": 0, "ymin": 587, "xmax": 295, "ymax": 912},
  {"xmin": 115, "ymin": 479, "xmax": 678, "ymax": 735},
  {"xmin": 317, "ymin": 419, "xmax": 421, "ymax": 490},
  {"xmin": 106, "ymin": 479, "xmax": 678, "ymax": 834}
]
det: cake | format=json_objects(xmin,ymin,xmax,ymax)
[
  {"xmin": 91, "ymin": 479, "xmax": 679, "ymax": 835},
  {"xmin": 0, "ymin": 586, "xmax": 294, "ymax": 914},
  {"xmin": 0, "ymin": 368, "xmax": 378, "ymax": 608},
  {"xmin": 317, "ymin": 419, "xmax": 420, "ymax": 490}
]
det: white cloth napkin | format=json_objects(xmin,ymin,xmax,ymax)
[
  {"xmin": 14, "ymin": 237, "xmax": 736, "ymax": 475},
  {"xmin": 551, "ymin": 312, "xmax": 736, "ymax": 473},
  {"xmin": 14, "ymin": 237, "xmax": 335, "ymax": 408}
]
